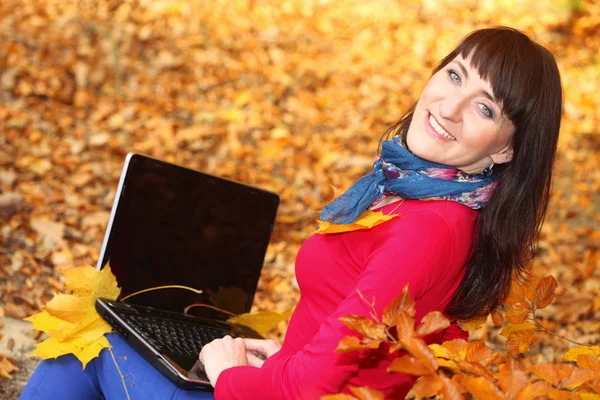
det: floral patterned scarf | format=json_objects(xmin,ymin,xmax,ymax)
[{"xmin": 320, "ymin": 136, "xmax": 499, "ymax": 225}]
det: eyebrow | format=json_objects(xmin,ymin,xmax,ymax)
[{"xmin": 452, "ymin": 60, "xmax": 499, "ymax": 106}]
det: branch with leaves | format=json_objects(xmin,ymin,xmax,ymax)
[{"xmin": 322, "ymin": 276, "xmax": 600, "ymax": 400}]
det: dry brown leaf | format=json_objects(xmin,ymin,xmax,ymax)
[
  {"xmin": 533, "ymin": 276, "xmax": 558, "ymax": 310},
  {"xmin": 416, "ymin": 311, "xmax": 450, "ymax": 337},
  {"xmin": 339, "ymin": 315, "xmax": 387, "ymax": 341},
  {"xmin": 412, "ymin": 375, "xmax": 444, "ymax": 398},
  {"xmin": 335, "ymin": 336, "xmax": 382, "ymax": 353},
  {"xmin": 497, "ymin": 359, "xmax": 528, "ymax": 400},
  {"xmin": 382, "ymin": 285, "xmax": 415, "ymax": 326},
  {"xmin": 387, "ymin": 354, "xmax": 436, "ymax": 376},
  {"xmin": 348, "ymin": 386, "xmax": 385, "ymax": 400}
]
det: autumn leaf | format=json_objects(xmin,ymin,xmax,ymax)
[
  {"xmin": 382, "ymin": 285, "xmax": 415, "ymax": 326},
  {"xmin": 320, "ymin": 395, "xmax": 357, "ymax": 400},
  {"xmin": 577, "ymin": 354, "xmax": 600, "ymax": 373},
  {"xmin": 336, "ymin": 336, "xmax": 382, "ymax": 353},
  {"xmin": 563, "ymin": 345, "xmax": 600, "ymax": 362},
  {"xmin": 24, "ymin": 265, "xmax": 120, "ymax": 368},
  {"xmin": 491, "ymin": 310, "xmax": 505, "ymax": 327},
  {"xmin": 339, "ymin": 315, "xmax": 387, "ymax": 341},
  {"xmin": 457, "ymin": 314, "xmax": 487, "ymax": 331},
  {"xmin": 227, "ymin": 311, "xmax": 291, "ymax": 337},
  {"xmin": 513, "ymin": 381, "xmax": 552, "ymax": 400},
  {"xmin": 561, "ymin": 368, "xmax": 596, "ymax": 390},
  {"xmin": 497, "ymin": 359, "xmax": 528, "ymax": 400},
  {"xmin": 387, "ymin": 354, "xmax": 436, "ymax": 376},
  {"xmin": 506, "ymin": 301, "xmax": 531, "ymax": 324},
  {"xmin": 316, "ymin": 210, "xmax": 399, "ymax": 234},
  {"xmin": 413, "ymin": 375, "xmax": 444, "ymax": 398},
  {"xmin": 441, "ymin": 376, "xmax": 465, "ymax": 400},
  {"xmin": 0, "ymin": 355, "xmax": 19, "ymax": 379},
  {"xmin": 499, "ymin": 321, "xmax": 536, "ymax": 338},
  {"xmin": 348, "ymin": 386, "xmax": 385, "ymax": 400},
  {"xmin": 506, "ymin": 329, "xmax": 537, "ymax": 355},
  {"xmin": 394, "ymin": 312, "xmax": 415, "ymax": 342},
  {"xmin": 441, "ymin": 339, "xmax": 468, "ymax": 360},
  {"xmin": 528, "ymin": 363, "xmax": 563, "ymax": 386},
  {"xmin": 465, "ymin": 341, "xmax": 492, "ymax": 363},
  {"xmin": 459, "ymin": 375, "xmax": 503, "ymax": 400},
  {"xmin": 415, "ymin": 311, "xmax": 450, "ymax": 337},
  {"xmin": 532, "ymin": 276, "xmax": 558, "ymax": 310}
]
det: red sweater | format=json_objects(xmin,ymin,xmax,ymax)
[{"xmin": 215, "ymin": 199, "xmax": 478, "ymax": 399}]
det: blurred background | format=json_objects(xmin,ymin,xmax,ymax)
[{"xmin": 0, "ymin": 0, "xmax": 598, "ymax": 397}]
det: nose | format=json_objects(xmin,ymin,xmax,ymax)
[{"xmin": 439, "ymin": 93, "xmax": 466, "ymax": 122}]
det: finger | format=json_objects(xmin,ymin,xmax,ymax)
[
  {"xmin": 246, "ymin": 352, "xmax": 265, "ymax": 368},
  {"xmin": 243, "ymin": 338, "xmax": 270, "ymax": 351}
]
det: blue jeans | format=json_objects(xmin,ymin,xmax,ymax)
[{"xmin": 20, "ymin": 334, "xmax": 215, "ymax": 400}]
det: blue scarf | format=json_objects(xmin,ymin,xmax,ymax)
[{"xmin": 320, "ymin": 136, "xmax": 499, "ymax": 224}]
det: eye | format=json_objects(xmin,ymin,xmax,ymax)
[
  {"xmin": 479, "ymin": 103, "xmax": 494, "ymax": 119},
  {"xmin": 447, "ymin": 69, "xmax": 461, "ymax": 84}
]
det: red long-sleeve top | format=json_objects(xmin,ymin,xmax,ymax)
[{"xmin": 215, "ymin": 199, "xmax": 478, "ymax": 399}]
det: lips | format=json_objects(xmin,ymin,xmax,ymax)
[{"xmin": 425, "ymin": 112, "xmax": 456, "ymax": 141}]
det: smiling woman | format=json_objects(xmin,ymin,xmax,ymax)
[{"xmin": 21, "ymin": 27, "xmax": 563, "ymax": 400}]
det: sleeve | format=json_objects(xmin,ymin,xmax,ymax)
[{"xmin": 214, "ymin": 211, "xmax": 456, "ymax": 400}]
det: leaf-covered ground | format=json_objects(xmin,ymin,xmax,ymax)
[{"xmin": 0, "ymin": 0, "xmax": 599, "ymax": 397}]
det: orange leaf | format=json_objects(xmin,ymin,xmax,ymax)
[
  {"xmin": 443, "ymin": 376, "xmax": 466, "ymax": 400},
  {"xmin": 561, "ymin": 368, "xmax": 596, "ymax": 390},
  {"xmin": 548, "ymin": 388, "xmax": 573, "ymax": 400},
  {"xmin": 395, "ymin": 311, "xmax": 415, "ymax": 342},
  {"xmin": 387, "ymin": 354, "xmax": 436, "ymax": 376},
  {"xmin": 336, "ymin": 336, "xmax": 382, "ymax": 353},
  {"xmin": 416, "ymin": 311, "xmax": 450, "ymax": 337},
  {"xmin": 382, "ymin": 285, "xmax": 415, "ymax": 326},
  {"xmin": 577, "ymin": 354, "xmax": 600, "ymax": 373},
  {"xmin": 456, "ymin": 360, "xmax": 495, "ymax": 380},
  {"xmin": 505, "ymin": 275, "xmax": 527, "ymax": 306},
  {"xmin": 529, "ymin": 363, "xmax": 562, "ymax": 386},
  {"xmin": 339, "ymin": 315, "xmax": 387, "ymax": 341},
  {"xmin": 413, "ymin": 375, "xmax": 444, "ymax": 397},
  {"xmin": 506, "ymin": 329, "xmax": 536, "ymax": 355},
  {"xmin": 491, "ymin": 310, "xmax": 504, "ymax": 327},
  {"xmin": 498, "ymin": 359, "xmax": 528, "ymax": 400},
  {"xmin": 320, "ymin": 395, "xmax": 357, "ymax": 400},
  {"xmin": 460, "ymin": 375, "xmax": 503, "ymax": 400},
  {"xmin": 401, "ymin": 337, "xmax": 438, "ymax": 372},
  {"xmin": 457, "ymin": 315, "xmax": 487, "ymax": 331},
  {"xmin": 465, "ymin": 341, "xmax": 492, "ymax": 363},
  {"xmin": 442, "ymin": 339, "xmax": 468, "ymax": 360},
  {"xmin": 348, "ymin": 386, "xmax": 385, "ymax": 400},
  {"xmin": 532, "ymin": 276, "xmax": 558, "ymax": 310},
  {"xmin": 506, "ymin": 301, "xmax": 530, "ymax": 324},
  {"xmin": 513, "ymin": 381, "xmax": 552, "ymax": 400}
]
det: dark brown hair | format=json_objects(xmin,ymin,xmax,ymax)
[{"xmin": 381, "ymin": 27, "xmax": 563, "ymax": 319}]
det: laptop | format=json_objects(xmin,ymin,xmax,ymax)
[{"xmin": 94, "ymin": 153, "xmax": 280, "ymax": 390}]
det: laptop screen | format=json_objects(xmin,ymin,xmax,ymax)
[{"xmin": 97, "ymin": 154, "xmax": 279, "ymax": 321}]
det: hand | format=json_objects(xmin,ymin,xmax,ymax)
[
  {"xmin": 199, "ymin": 335, "xmax": 249, "ymax": 387},
  {"xmin": 243, "ymin": 338, "xmax": 281, "ymax": 368}
]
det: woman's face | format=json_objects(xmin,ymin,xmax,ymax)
[{"xmin": 406, "ymin": 54, "xmax": 515, "ymax": 174}]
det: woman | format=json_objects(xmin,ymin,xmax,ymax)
[{"xmin": 21, "ymin": 26, "xmax": 562, "ymax": 399}]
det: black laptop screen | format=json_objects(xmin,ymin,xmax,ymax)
[{"xmin": 98, "ymin": 154, "xmax": 279, "ymax": 320}]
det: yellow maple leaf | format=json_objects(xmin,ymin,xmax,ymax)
[
  {"xmin": 316, "ymin": 210, "xmax": 399, "ymax": 234},
  {"xmin": 25, "ymin": 265, "xmax": 121, "ymax": 368},
  {"xmin": 563, "ymin": 345, "xmax": 600, "ymax": 362},
  {"xmin": 227, "ymin": 310, "xmax": 293, "ymax": 337}
]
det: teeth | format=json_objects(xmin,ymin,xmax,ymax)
[{"xmin": 429, "ymin": 114, "xmax": 456, "ymax": 140}]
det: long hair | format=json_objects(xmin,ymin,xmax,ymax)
[{"xmin": 381, "ymin": 27, "xmax": 563, "ymax": 319}]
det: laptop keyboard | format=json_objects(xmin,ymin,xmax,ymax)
[{"xmin": 117, "ymin": 312, "xmax": 231, "ymax": 358}]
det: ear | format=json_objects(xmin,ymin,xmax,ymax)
[{"xmin": 490, "ymin": 144, "xmax": 513, "ymax": 165}]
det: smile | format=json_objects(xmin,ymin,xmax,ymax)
[{"xmin": 426, "ymin": 113, "xmax": 456, "ymax": 140}]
